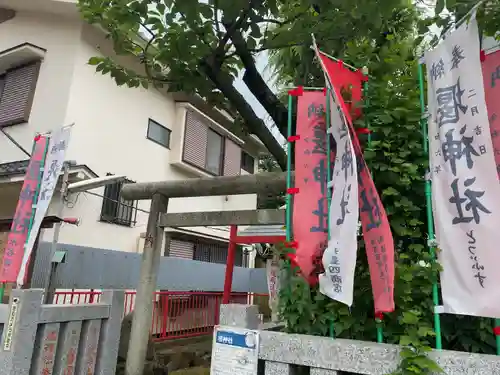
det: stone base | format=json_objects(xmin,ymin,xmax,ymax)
[{"xmin": 118, "ymin": 312, "xmax": 157, "ymax": 361}]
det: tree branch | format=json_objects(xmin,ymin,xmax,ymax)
[
  {"xmin": 213, "ymin": 0, "xmax": 223, "ymax": 39},
  {"xmin": 229, "ymin": 30, "xmax": 289, "ymax": 137},
  {"xmin": 213, "ymin": 0, "xmax": 261, "ymax": 63},
  {"xmin": 200, "ymin": 56, "xmax": 286, "ymax": 170}
]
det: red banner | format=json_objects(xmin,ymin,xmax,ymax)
[
  {"xmin": 482, "ymin": 49, "xmax": 500, "ymax": 178},
  {"xmin": 293, "ymin": 91, "xmax": 329, "ymax": 284},
  {"xmin": 318, "ymin": 52, "xmax": 395, "ymax": 313},
  {"xmin": 0, "ymin": 136, "xmax": 47, "ymax": 283}
]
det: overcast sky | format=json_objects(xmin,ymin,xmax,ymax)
[{"xmin": 232, "ymin": 52, "xmax": 286, "ymax": 144}]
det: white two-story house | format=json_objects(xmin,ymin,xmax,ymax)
[{"xmin": 0, "ymin": 0, "xmax": 266, "ymax": 268}]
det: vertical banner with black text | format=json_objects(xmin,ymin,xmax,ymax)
[
  {"xmin": 0, "ymin": 136, "xmax": 48, "ymax": 283},
  {"xmin": 293, "ymin": 92, "xmax": 329, "ymax": 283},
  {"xmin": 17, "ymin": 125, "xmax": 72, "ymax": 287},
  {"xmin": 425, "ymin": 15, "xmax": 500, "ymax": 318},
  {"xmin": 319, "ymin": 93, "xmax": 359, "ymax": 306},
  {"xmin": 314, "ymin": 44, "xmax": 395, "ymax": 313}
]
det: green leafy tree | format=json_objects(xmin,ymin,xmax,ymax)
[
  {"xmin": 77, "ymin": 0, "xmax": 498, "ymax": 372},
  {"xmin": 272, "ymin": 1, "xmax": 499, "ymax": 373},
  {"xmin": 77, "ymin": 0, "xmax": 416, "ymax": 170},
  {"xmin": 78, "ymin": 0, "xmax": 312, "ymax": 169},
  {"xmin": 257, "ymin": 154, "xmax": 285, "ymax": 209},
  {"xmin": 268, "ymin": 2, "xmax": 448, "ymax": 372},
  {"xmin": 418, "ymin": 0, "xmax": 500, "ymax": 45}
]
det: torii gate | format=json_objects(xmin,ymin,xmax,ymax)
[{"xmin": 120, "ymin": 171, "xmax": 291, "ymax": 375}]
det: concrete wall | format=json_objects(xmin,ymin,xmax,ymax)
[
  {"xmin": 219, "ymin": 304, "xmax": 500, "ymax": 375},
  {"xmin": 30, "ymin": 242, "xmax": 268, "ymax": 293},
  {"xmin": 0, "ymin": 288, "xmax": 124, "ymax": 375}
]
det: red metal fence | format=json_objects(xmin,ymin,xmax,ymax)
[{"xmin": 53, "ymin": 290, "xmax": 268, "ymax": 341}]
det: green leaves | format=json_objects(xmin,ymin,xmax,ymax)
[
  {"xmin": 88, "ymin": 56, "xmax": 102, "ymax": 66},
  {"xmin": 435, "ymin": 0, "xmax": 445, "ymax": 16}
]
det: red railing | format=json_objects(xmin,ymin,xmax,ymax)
[{"xmin": 53, "ymin": 290, "xmax": 268, "ymax": 341}]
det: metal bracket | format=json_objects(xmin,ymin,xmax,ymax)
[
  {"xmin": 433, "ymin": 305, "xmax": 445, "ymax": 314},
  {"xmin": 420, "ymin": 110, "xmax": 430, "ymax": 120},
  {"xmin": 427, "ymin": 238, "xmax": 439, "ymax": 248},
  {"xmin": 424, "ymin": 170, "xmax": 432, "ymax": 181},
  {"xmin": 51, "ymin": 250, "xmax": 66, "ymax": 264}
]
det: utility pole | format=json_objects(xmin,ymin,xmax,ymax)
[{"xmin": 44, "ymin": 161, "xmax": 71, "ymax": 303}]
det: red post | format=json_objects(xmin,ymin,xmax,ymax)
[{"xmin": 222, "ymin": 225, "xmax": 238, "ymax": 304}]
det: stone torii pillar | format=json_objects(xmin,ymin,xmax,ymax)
[{"xmin": 120, "ymin": 171, "xmax": 291, "ymax": 375}]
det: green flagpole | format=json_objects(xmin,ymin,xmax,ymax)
[
  {"xmin": 286, "ymin": 94, "xmax": 293, "ymax": 245},
  {"xmin": 417, "ymin": 63, "xmax": 443, "ymax": 350},
  {"xmin": 325, "ymin": 88, "xmax": 335, "ymax": 339},
  {"xmin": 362, "ymin": 66, "xmax": 383, "ymax": 343},
  {"xmin": 495, "ymin": 320, "xmax": 500, "ymax": 355},
  {"xmin": 284, "ymin": 93, "xmax": 294, "ymax": 320}
]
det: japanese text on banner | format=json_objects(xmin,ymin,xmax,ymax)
[
  {"xmin": 0, "ymin": 136, "xmax": 48, "ymax": 283},
  {"xmin": 319, "ymin": 92, "xmax": 359, "ymax": 306},
  {"xmin": 316, "ymin": 49, "xmax": 395, "ymax": 313},
  {"xmin": 425, "ymin": 16, "xmax": 500, "ymax": 318},
  {"xmin": 293, "ymin": 92, "xmax": 329, "ymax": 283},
  {"xmin": 17, "ymin": 126, "xmax": 72, "ymax": 287}
]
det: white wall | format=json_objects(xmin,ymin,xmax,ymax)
[
  {"xmin": 0, "ymin": 11, "xmax": 260, "ymax": 252},
  {"xmin": 0, "ymin": 10, "xmax": 81, "ymax": 163},
  {"xmin": 38, "ymin": 24, "xmax": 257, "ymax": 251}
]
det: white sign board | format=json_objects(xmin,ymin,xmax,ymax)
[
  {"xmin": 2, "ymin": 296, "xmax": 19, "ymax": 351},
  {"xmin": 210, "ymin": 326, "xmax": 259, "ymax": 375}
]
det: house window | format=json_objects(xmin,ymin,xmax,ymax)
[
  {"xmin": 0, "ymin": 75, "xmax": 5, "ymax": 98},
  {"xmin": 241, "ymin": 151, "xmax": 255, "ymax": 174},
  {"xmin": 193, "ymin": 241, "xmax": 244, "ymax": 266},
  {"xmin": 0, "ymin": 61, "xmax": 41, "ymax": 127},
  {"xmin": 205, "ymin": 128, "xmax": 224, "ymax": 175},
  {"xmin": 183, "ymin": 109, "xmax": 240, "ymax": 176},
  {"xmin": 147, "ymin": 119, "xmax": 171, "ymax": 148},
  {"xmin": 100, "ymin": 176, "xmax": 138, "ymax": 227}
]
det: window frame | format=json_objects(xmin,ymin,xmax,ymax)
[
  {"xmin": 146, "ymin": 118, "xmax": 171, "ymax": 149},
  {"xmin": 193, "ymin": 241, "xmax": 244, "ymax": 266},
  {"xmin": 99, "ymin": 175, "xmax": 138, "ymax": 227},
  {"xmin": 0, "ymin": 60, "xmax": 41, "ymax": 128},
  {"xmin": 241, "ymin": 151, "xmax": 255, "ymax": 174},
  {"xmin": 204, "ymin": 128, "xmax": 225, "ymax": 176},
  {"xmin": 0, "ymin": 73, "xmax": 5, "ymax": 101}
]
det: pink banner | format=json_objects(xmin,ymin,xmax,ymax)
[
  {"xmin": 0, "ymin": 136, "xmax": 47, "ymax": 283},
  {"xmin": 482, "ymin": 49, "xmax": 500, "ymax": 178},
  {"xmin": 293, "ymin": 91, "xmax": 329, "ymax": 285},
  {"xmin": 318, "ymin": 53, "xmax": 395, "ymax": 313}
]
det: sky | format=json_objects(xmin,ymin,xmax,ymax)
[{"xmin": 232, "ymin": 52, "xmax": 286, "ymax": 144}]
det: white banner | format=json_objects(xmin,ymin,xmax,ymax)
[
  {"xmin": 425, "ymin": 16, "xmax": 500, "ymax": 318},
  {"xmin": 319, "ymin": 92, "xmax": 359, "ymax": 306},
  {"xmin": 17, "ymin": 125, "xmax": 72, "ymax": 287}
]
